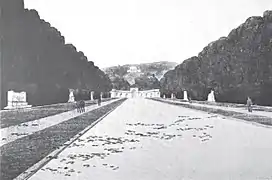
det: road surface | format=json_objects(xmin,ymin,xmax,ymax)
[{"xmin": 27, "ymin": 98, "xmax": 272, "ymax": 180}]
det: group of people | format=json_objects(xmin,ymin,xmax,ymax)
[
  {"xmin": 76, "ymin": 100, "xmax": 85, "ymax": 113},
  {"xmin": 75, "ymin": 96, "xmax": 102, "ymax": 113}
]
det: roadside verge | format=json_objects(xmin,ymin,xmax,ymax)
[{"xmin": 150, "ymin": 98, "xmax": 272, "ymax": 126}]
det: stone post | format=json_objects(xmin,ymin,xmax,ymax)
[
  {"xmin": 207, "ymin": 90, "xmax": 215, "ymax": 102},
  {"xmin": 183, "ymin": 91, "xmax": 188, "ymax": 101},
  {"xmin": 90, "ymin": 91, "xmax": 94, "ymax": 101},
  {"xmin": 68, "ymin": 89, "xmax": 75, "ymax": 103}
]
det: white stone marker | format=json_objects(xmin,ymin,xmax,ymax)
[
  {"xmin": 183, "ymin": 91, "xmax": 188, "ymax": 101},
  {"xmin": 4, "ymin": 90, "xmax": 32, "ymax": 109},
  {"xmin": 207, "ymin": 90, "xmax": 215, "ymax": 102},
  {"xmin": 90, "ymin": 91, "xmax": 94, "ymax": 100},
  {"xmin": 68, "ymin": 90, "xmax": 75, "ymax": 102}
]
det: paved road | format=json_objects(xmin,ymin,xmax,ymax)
[{"xmin": 26, "ymin": 98, "xmax": 272, "ymax": 180}]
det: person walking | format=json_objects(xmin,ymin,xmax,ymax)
[
  {"xmin": 247, "ymin": 97, "xmax": 253, "ymax": 112},
  {"xmin": 188, "ymin": 96, "xmax": 192, "ymax": 103},
  {"xmin": 97, "ymin": 96, "xmax": 101, "ymax": 106}
]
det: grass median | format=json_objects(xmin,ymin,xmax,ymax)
[
  {"xmin": 0, "ymin": 98, "xmax": 113, "ymax": 128},
  {"xmin": 0, "ymin": 98, "xmax": 126, "ymax": 180}
]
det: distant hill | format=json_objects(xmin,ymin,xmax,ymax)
[{"xmin": 103, "ymin": 61, "xmax": 178, "ymax": 88}]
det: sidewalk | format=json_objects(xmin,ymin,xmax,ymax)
[
  {"xmin": 162, "ymin": 98, "xmax": 272, "ymax": 118},
  {"xmin": 0, "ymin": 98, "xmax": 121, "ymax": 147}
]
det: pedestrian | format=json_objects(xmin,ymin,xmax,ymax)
[
  {"xmin": 80, "ymin": 100, "xmax": 85, "ymax": 113},
  {"xmin": 76, "ymin": 101, "xmax": 80, "ymax": 113},
  {"xmin": 188, "ymin": 96, "xmax": 192, "ymax": 103},
  {"xmin": 97, "ymin": 96, "xmax": 101, "ymax": 106},
  {"xmin": 247, "ymin": 97, "xmax": 253, "ymax": 112}
]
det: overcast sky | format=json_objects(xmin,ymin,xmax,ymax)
[{"xmin": 24, "ymin": 0, "xmax": 272, "ymax": 68}]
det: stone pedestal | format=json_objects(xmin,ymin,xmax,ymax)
[
  {"xmin": 110, "ymin": 92, "xmax": 114, "ymax": 98},
  {"xmin": 110, "ymin": 89, "xmax": 115, "ymax": 98},
  {"xmin": 183, "ymin": 91, "xmax": 188, "ymax": 101},
  {"xmin": 207, "ymin": 90, "xmax": 215, "ymax": 102},
  {"xmin": 4, "ymin": 90, "xmax": 32, "ymax": 109},
  {"xmin": 68, "ymin": 89, "xmax": 75, "ymax": 102},
  {"xmin": 90, "ymin": 91, "xmax": 94, "ymax": 100}
]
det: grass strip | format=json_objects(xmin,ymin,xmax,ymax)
[{"xmin": 0, "ymin": 98, "xmax": 113, "ymax": 128}]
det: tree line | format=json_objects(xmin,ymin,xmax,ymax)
[
  {"xmin": 160, "ymin": 11, "xmax": 272, "ymax": 106},
  {"xmin": 0, "ymin": 0, "xmax": 112, "ymax": 109}
]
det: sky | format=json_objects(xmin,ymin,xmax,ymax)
[{"xmin": 24, "ymin": 0, "xmax": 272, "ymax": 68}]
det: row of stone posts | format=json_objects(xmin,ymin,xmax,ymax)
[
  {"xmin": 165, "ymin": 91, "xmax": 189, "ymax": 101},
  {"xmin": 68, "ymin": 90, "xmax": 103, "ymax": 103},
  {"xmin": 165, "ymin": 90, "xmax": 215, "ymax": 102}
]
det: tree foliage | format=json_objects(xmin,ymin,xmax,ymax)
[
  {"xmin": 0, "ymin": 0, "xmax": 112, "ymax": 108},
  {"xmin": 111, "ymin": 77, "xmax": 130, "ymax": 90},
  {"xmin": 161, "ymin": 11, "xmax": 272, "ymax": 105},
  {"xmin": 134, "ymin": 74, "xmax": 161, "ymax": 90}
]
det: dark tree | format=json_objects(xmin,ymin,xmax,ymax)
[
  {"xmin": 160, "ymin": 11, "xmax": 272, "ymax": 105},
  {"xmin": 0, "ymin": 0, "xmax": 112, "ymax": 108}
]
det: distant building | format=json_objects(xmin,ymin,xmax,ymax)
[
  {"xmin": 127, "ymin": 66, "xmax": 141, "ymax": 73},
  {"xmin": 110, "ymin": 88, "xmax": 160, "ymax": 98}
]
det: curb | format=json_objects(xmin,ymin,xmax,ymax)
[{"xmin": 14, "ymin": 99, "xmax": 125, "ymax": 180}]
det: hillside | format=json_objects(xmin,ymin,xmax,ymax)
[
  {"xmin": 0, "ymin": 0, "xmax": 112, "ymax": 108},
  {"xmin": 103, "ymin": 61, "xmax": 177, "ymax": 90},
  {"xmin": 160, "ymin": 10, "xmax": 272, "ymax": 106}
]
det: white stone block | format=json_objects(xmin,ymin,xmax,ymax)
[
  {"xmin": 4, "ymin": 90, "xmax": 32, "ymax": 109},
  {"xmin": 183, "ymin": 91, "xmax": 188, "ymax": 101},
  {"xmin": 68, "ymin": 90, "xmax": 75, "ymax": 102},
  {"xmin": 207, "ymin": 90, "xmax": 215, "ymax": 102}
]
